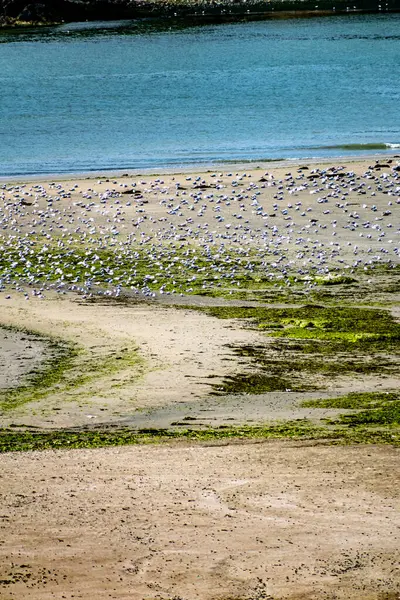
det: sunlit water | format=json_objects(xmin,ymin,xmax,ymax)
[{"xmin": 0, "ymin": 14, "xmax": 399, "ymax": 176}]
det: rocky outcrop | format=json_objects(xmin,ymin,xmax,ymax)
[{"xmin": 1, "ymin": 0, "xmax": 399, "ymax": 25}]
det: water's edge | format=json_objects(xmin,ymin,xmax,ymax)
[{"xmin": 1, "ymin": 152, "xmax": 398, "ymax": 183}]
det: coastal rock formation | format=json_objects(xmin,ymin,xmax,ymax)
[{"xmin": 1, "ymin": 0, "xmax": 399, "ymax": 26}]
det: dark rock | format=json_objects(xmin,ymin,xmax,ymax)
[{"xmin": 17, "ymin": 2, "xmax": 48, "ymax": 21}]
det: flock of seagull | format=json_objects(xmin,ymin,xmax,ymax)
[{"xmin": 0, "ymin": 159, "xmax": 399, "ymax": 300}]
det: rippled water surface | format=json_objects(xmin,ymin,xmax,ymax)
[{"xmin": 0, "ymin": 14, "xmax": 399, "ymax": 176}]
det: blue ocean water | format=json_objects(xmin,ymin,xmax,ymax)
[{"xmin": 0, "ymin": 14, "xmax": 399, "ymax": 176}]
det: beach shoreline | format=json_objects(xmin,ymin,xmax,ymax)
[{"xmin": 1, "ymin": 152, "xmax": 399, "ymax": 184}]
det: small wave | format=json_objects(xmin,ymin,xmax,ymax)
[{"xmin": 318, "ymin": 143, "xmax": 400, "ymax": 151}]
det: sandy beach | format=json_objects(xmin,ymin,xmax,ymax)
[
  {"xmin": 1, "ymin": 157, "xmax": 399, "ymax": 599},
  {"xmin": 1, "ymin": 442, "xmax": 399, "ymax": 600}
]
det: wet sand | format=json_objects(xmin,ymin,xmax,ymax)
[{"xmin": 0, "ymin": 328, "xmax": 48, "ymax": 390}]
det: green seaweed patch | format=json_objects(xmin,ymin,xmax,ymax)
[
  {"xmin": 200, "ymin": 305, "xmax": 400, "ymax": 352},
  {"xmin": 267, "ymin": 322, "xmax": 390, "ymax": 344},
  {"xmin": 332, "ymin": 403, "xmax": 400, "ymax": 427},
  {"xmin": 0, "ymin": 324, "xmax": 143, "ymax": 411},
  {"xmin": 1, "ymin": 419, "xmax": 399, "ymax": 453},
  {"xmin": 302, "ymin": 391, "xmax": 400, "ymax": 428},
  {"xmin": 211, "ymin": 371, "xmax": 311, "ymax": 395},
  {"xmin": 302, "ymin": 391, "xmax": 399, "ymax": 410},
  {"xmin": 0, "ymin": 326, "xmax": 79, "ymax": 411},
  {"xmin": 229, "ymin": 342, "xmax": 389, "ymax": 379},
  {"xmin": 314, "ymin": 275, "xmax": 358, "ymax": 286},
  {"xmin": 0, "ymin": 422, "xmax": 319, "ymax": 452},
  {"xmin": 195, "ymin": 306, "xmax": 400, "ymax": 388},
  {"xmin": 56, "ymin": 348, "xmax": 143, "ymax": 399},
  {"xmin": 1, "ymin": 348, "xmax": 142, "ymax": 410}
]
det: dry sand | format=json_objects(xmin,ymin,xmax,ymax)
[{"xmin": 1, "ymin": 442, "xmax": 399, "ymax": 600}]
